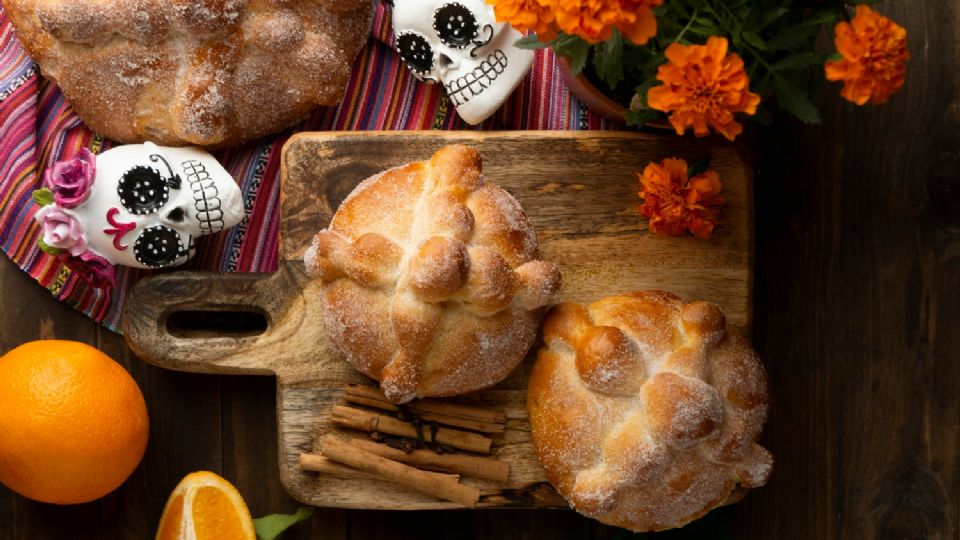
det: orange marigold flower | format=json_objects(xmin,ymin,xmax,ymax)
[
  {"xmin": 647, "ymin": 36, "xmax": 760, "ymax": 141},
  {"xmin": 638, "ymin": 158, "xmax": 724, "ymax": 239},
  {"xmin": 488, "ymin": 0, "xmax": 559, "ymax": 40},
  {"xmin": 553, "ymin": 0, "xmax": 662, "ymax": 45},
  {"xmin": 825, "ymin": 5, "xmax": 908, "ymax": 105}
]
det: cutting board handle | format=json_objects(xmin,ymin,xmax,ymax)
[{"xmin": 121, "ymin": 264, "xmax": 310, "ymax": 375}]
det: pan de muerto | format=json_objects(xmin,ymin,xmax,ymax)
[
  {"xmin": 528, "ymin": 291, "xmax": 772, "ymax": 531},
  {"xmin": 305, "ymin": 145, "xmax": 562, "ymax": 403},
  {"xmin": 2, "ymin": 0, "xmax": 372, "ymax": 146}
]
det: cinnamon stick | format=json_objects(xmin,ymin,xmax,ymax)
[
  {"xmin": 298, "ymin": 453, "xmax": 459, "ymax": 482},
  {"xmin": 345, "ymin": 385, "xmax": 506, "ymax": 424},
  {"xmin": 344, "ymin": 394, "xmax": 505, "ymax": 433},
  {"xmin": 347, "ymin": 438, "xmax": 510, "ymax": 483},
  {"xmin": 320, "ymin": 436, "xmax": 480, "ymax": 507},
  {"xmin": 299, "ymin": 454, "xmax": 382, "ymax": 480},
  {"xmin": 331, "ymin": 405, "xmax": 492, "ymax": 454},
  {"xmin": 414, "ymin": 400, "xmax": 506, "ymax": 425}
]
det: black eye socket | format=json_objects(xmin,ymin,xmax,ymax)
[
  {"xmin": 433, "ymin": 3, "xmax": 478, "ymax": 49},
  {"xmin": 397, "ymin": 32, "xmax": 434, "ymax": 75},
  {"xmin": 118, "ymin": 165, "xmax": 170, "ymax": 215},
  {"xmin": 166, "ymin": 207, "xmax": 185, "ymax": 223},
  {"xmin": 134, "ymin": 225, "xmax": 186, "ymax": 268}
]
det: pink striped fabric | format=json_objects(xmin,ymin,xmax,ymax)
[{"xmin": 0, "ymin": 1, "xmax": 617, "ymax": 331}]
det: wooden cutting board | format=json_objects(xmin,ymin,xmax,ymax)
[{"xmin": 122, "ymin": 131, "xmax": 753, "ymax": 509}]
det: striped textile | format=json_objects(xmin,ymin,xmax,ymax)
[{"xmin": 0, "ymin": 1, "xmax": 616, "ymax": 332}]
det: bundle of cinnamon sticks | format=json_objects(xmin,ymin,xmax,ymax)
[{"xmin": 299, "ymin": 384, "xmax": 510, "ymax": 507}]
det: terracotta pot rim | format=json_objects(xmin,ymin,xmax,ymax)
[
  {"xmin": 556, "ymin": 55, "xmax": 674, "ymax": 131},
  {"xmin": 556, "ymin": 56, "xmax": 628, "ymax": 124}
]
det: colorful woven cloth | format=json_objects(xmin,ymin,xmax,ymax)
[{"xmin": 0, "ymin": 2, "xmax": 616, "ymax": 332}]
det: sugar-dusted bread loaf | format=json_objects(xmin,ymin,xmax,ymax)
[
  {"xmin": 304, "ymin": 145, "xmax": 561, "ymax": 403},
  {"xmin": 2, "ymin": 0, "xmax": 372, "ymax": 147},
  {"xmin": 528, "ymin": 291, "xmax": 772, "ymax": 531}
]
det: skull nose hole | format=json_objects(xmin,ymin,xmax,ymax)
[
  {"xmin": 438, "ymin": 53, "xmax": 455, "ymax": 69},
  {"xmin": 166, "ymin": 207, "xmax": 186, "ymax": 223}
]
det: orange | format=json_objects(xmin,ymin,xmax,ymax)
[
  {"xmin": 156, "ymin": 471, "xmax": 256, "ymax": 540},
  {"xmin": 0, "ymin": 340, "xmax": 149, "ymax": 504}
]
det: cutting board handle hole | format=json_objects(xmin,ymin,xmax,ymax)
[{"xmin": 166, "ymin": 309, "xmax": 268, "ymax": 338}]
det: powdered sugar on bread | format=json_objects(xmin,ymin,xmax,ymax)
[
  {"xmin": 305, "ymin": 145, "xmax": 562, "ymax": 403},
  {"xmin": 4, "ymin": 0, "xmax": 372, "ymax": 146},
  {"xmin": 528, "ymin": 291, "xmax": 773, "ymax": 532}
]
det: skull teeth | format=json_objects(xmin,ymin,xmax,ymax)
[
  {"xmin": 182, "ymin": 159, "xmax": 227, "ymax": 235},
  {"xmin": 444, "ymin": 49, "xmax": 508, "ymax": 108}
]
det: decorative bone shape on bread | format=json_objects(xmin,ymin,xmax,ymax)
[
  {"xmin": 528, "ymin": 291, "xmax": 772, "ymax": 531},
  {"xmin": 305, "ymin": 145, "xmax": 561, "ymax": 403}
]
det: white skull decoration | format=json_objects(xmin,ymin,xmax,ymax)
[
  {"xmin": 392, "ymin": 0, "xmax": 534, "ymax": 124},
  {"xmin": 34, "ymin": 143, "xmax": 243, "ymax": 283}
]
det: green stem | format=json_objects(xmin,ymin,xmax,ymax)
[
  {"xmin": 713, "ymin": 0, "xmax": 736, "ymax": 21},
  {"xmin": 673, "ymin": 7, "xmax": 699, "ymax": 44},
  {"xmin": 743, "ymin": 43, "xmax": 775, "ymax": 74}
]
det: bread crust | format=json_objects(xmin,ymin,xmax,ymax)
[
  {"xmin": 2, "ymin": 0, "xmax": 372, "ymax": 147},
  {"xmin": 305, "ymin": 145, "xmax": 562, "ymax": 403},
  {"xmin": 528, "ymin": 291, "xmax": 772, "ymax": 531}
]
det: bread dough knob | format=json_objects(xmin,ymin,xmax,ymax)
[
  {"xmin": 380, "ymin": 351, "xmax": 422, "ymax": 404},
  {"xmin": 575, "ymin": 326, "xmax": 644, "ymax": 396},
  {"xmin": 513, "ymin": 260, "xmax": 562, "ymax": 310},
  {"xmin": 461, "ymin": 247, "xmax": 515, "ymax": 315},
  {"xmin": 407, "ymin": 236, "xmax": 469, "ymax": 301},
  {"xmin": 680, "ymin": 301, "xmax": 726, "ymax": 346},
  {"xmin": 643, "ymin": 372, "xmax": 724, "ymax": 450}
]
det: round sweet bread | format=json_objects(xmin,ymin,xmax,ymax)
[
  {"xmin": 304, "ymin": 145, "xmax": 562, "ymax": 403},
  {"xmin": 528, "ymin": 291, "xmax": 772, "ymax": 531},
  {"xmin": 2, "ymin": 0, "xmax": 372, "ymax": 147}
]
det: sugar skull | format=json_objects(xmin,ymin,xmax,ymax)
[
  {"xmin": 392, "ymin": 0, "xmax": 534, "ymax": 124},
  {"xmin": 33, "ymin": 143, "xmax": 243, "ymax": 287}
]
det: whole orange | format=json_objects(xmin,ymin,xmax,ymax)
[{"xmin": 0, "ymin": 340, "xmax": 149, "ymax": 504}]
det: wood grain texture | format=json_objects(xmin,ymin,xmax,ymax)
[
  {"xmin": 281, "ymin": 131, "xmax": 754, "ymax": 328},
  {"xmin": 733, "ymin": 2, "xmax": 960, "ymax": 538},
  {"xmin": 122, "ymin": 131, "xmax": 753, "ymax": 510}
]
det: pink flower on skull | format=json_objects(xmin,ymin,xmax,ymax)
[
  {"xmin": 43, "ymin": 148, "xmax": 96, "ymax": 208},
  {"xmin": 35, "ymin": 205, "xmax": 87, "ymax": 256},
  {"xmin": 65, "ymin": 250, "xmax": 116, "ymax": 289}
]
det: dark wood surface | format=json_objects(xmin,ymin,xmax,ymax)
[{"xmin": 1, "ymin": 0, "xmax": 958, "ymax": 536}]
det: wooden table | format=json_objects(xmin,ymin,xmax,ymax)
[{"xmin": 1, "ymin": 1, "xmax": 957, "ymax": 537}]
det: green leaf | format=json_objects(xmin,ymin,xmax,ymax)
[
  {"xmin": 555, "ymin": 35, "xmax": 591, "ymax": 74},
  {"xmin": 827, "ymin": 52, "xmax": 843, "ymax": 63},
  {"xmin": 667, "ymin": 0, "xmax": 691, "ymax": 20},
  {"xmin": 741, "ymin": 31, "xmax": 767, "ymax": 51},
  {"xmin": 631, "ymin": 77, "xmax": 660, "ymax": 109},
  {"xmin": 688, "ymin": 24, "xmax": 720, "ymax": 38},
  {"xmin": 688, "ymin": 156, "xmax": 712, "ymax": 178},
  {"xmin": 766, "ymin": 25, "xmax": 819, "ymax": 51},
  {"xmin": 799, "ymin": 9, "xmax": 841, "ymax": 28},
  {"xmin": 625, "ymin": 109, "xmax": 661, "ymax": 128},
  {"xmin": 33, "ymin": 188, "xmax": 54, "ymax": 207},
  {"xmin": 752, "ymin": 7, "xmax": 790, "ymax": 32},
  {"xmin": 513, "ymin": 35, "xmax": 551, "ymax": 50},
  {"xmin": 254, "ymin": 507, "xmax": 314, "ymax": 540},
  {"xmin": 771, "ymin": 52, "xmax": 823, "ymax": 72},
  {"xmin": 594, "ymin": 29, "xmax": 625, "ymax": 88},
  {"xmin": 37, "ymin": 238, "xmax": 63, "ymax": 256},
  {"xmin": 773, "ymin": 75, "xmax": 821, "ymax": 124}
]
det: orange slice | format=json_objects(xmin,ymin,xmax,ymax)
[{"xmin": 156, "ymin": 471, "xmax": 255, "ymax": 540}]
